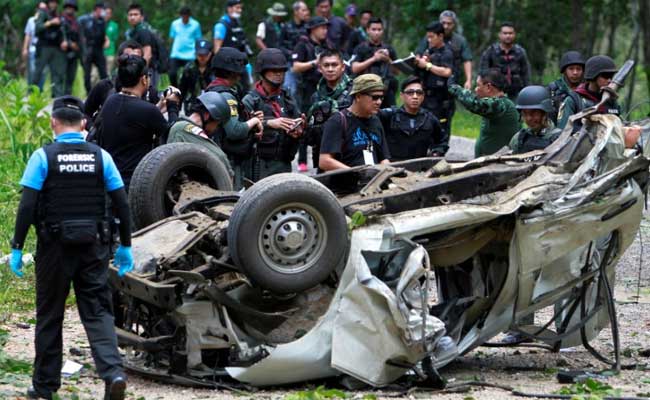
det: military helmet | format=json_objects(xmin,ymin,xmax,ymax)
[
  {"xmin": 211, "ymin": 47, "xmax": 247, "ymax": 74},
  {"xmin": 515, "ymin": 85, "xmax": 553, "ymax": 113},
  {"xmin": 255, "ymin": 48, "xmax": 288, "ymax": 74},
  {"xmin": 559, "ymin": 50, "xmax": 585, "ymax": 72},
  {"xmin": 584, "ymin": 55, "xmax": 617, "ymax": 80},
  {"xmin": 197, "ymin": 92, "xmax": 230, "ymax": 122}
]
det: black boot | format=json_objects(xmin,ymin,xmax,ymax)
[
  {"xmin": 26, "ymin": 386, "xmax": 53, "ymax": 400},
  {"xmin": 104, "ymin": 375, "xmax": 127, "ymax": 400}
]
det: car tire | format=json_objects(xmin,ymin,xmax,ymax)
[
  {"xmin": 129, "ymin": 143, "xmax": 233, "ymax": 229},
  {"xmin": 228, "ymin": 173, "xmax": 348, "ymax": 294}
]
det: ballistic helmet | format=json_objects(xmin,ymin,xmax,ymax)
[
  {"xmin": 197, "ymin": 92, "xmax": 230, "ymax": 122},
  {"xmin": 559, "ymin": 50, "xmax": 585, "ymax": 72},
  {"xmin": 584, "ymin": 55, "xmax": 617, "ymax": 80},
  {"xmin": 516, "ymin": 85, "xmax": 553, "ymax": 113},
  {"xmin": 211, "ymin": 47, "xmax": 247, "ymax": 74},
  {"xmin": 255, "ymin": 48, "xmax": 288, "ymax": 74}
]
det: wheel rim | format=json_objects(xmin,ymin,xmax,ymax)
[{"xmin": 258, "ymin": 202, "xmax": 328, "ymax": 275}]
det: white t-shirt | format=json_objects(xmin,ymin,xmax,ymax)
[
  {"xmin": 256, "ymin": 21, "xmax": 266, "ymax": 40},
  {"xmin": 24, "ymin": 16, "xmax": 38, "ymax": 53}
]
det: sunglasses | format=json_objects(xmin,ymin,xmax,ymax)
[
  {"xmin": 403, "ymin": 89, "xmax": 424, "ymax": 96},
  {"xmin": 364, "ymin": 94, "xmax": 384, "ymax": 101}
]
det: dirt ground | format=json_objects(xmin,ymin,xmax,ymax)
[{"xmin": 1, "ymin": 211, "xmax": 649, "ymax": 400}]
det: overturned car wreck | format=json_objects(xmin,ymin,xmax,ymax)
[{"xmin": 109, "ymin": 65, "xmax": 650, "ymax": 388}]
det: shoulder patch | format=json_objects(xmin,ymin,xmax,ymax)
[
  {"xmin": 227, "ymin": 99, "xmax": 239, "ymax": 117},
  {"xmin": 184, "ymin": 124, "xmax": 205, "ymax": 136}
]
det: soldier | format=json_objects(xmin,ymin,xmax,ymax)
[
  {"xmin": 378, "ymin": 76, "xmax": 446, "ymax": 161},
  {"xmin": 557, "ymin": 55, "xmax": 620, "ymax": 131},
  {"xmin": 179, "ymin": 39, "xmax": 214, "ymax": 113},
  {"xmin": 448, "ymin": 68, "xmax": 520, "ymax": 157},
  {"xmin": 279, "ymin": 1, "xmax": 309, "ymax": 103},
  {"xmin": 319, "ymin": 74, "xmax": 391, "ymax": 171},
  {"xmin": 479, "ymin": 22, "xmax": 531, "ymax": 100},
  {"xmin": 413, "ymin": 22, "xmax": 453, "ymax": 139},
  {"xmin": 60, "ymin": 0, "xmax": 81, "ymax": 95},
  {"xmin": 79, "ymin": 2, "xmax": 107, "ymax": 94},
  {"xmin": 292, "ymin": 16, "xmax": 331, "ymax": 171},
  {"xmin": 416, "ymin": 10, "xmax": 473, "ymax": 90},
  {"xmin": 33, "ymin": 0, "xmax": 66, "ymax": 98},
  {"xmin": 255, "ymin": 3, "xmax": 287, "ymax": 50},
  {"xmin": 213, "ymin": 0, "xmax": 251, "ymax": 56},
  {"xmin": 205, "ymin": 47, "xmax": 263, "ymax": 189},
  {"xmin": 548, "ymin": 51, "xmax": 585, "ymax": 124},
  {"xmin": 168, "ymin": 92, "xmax": 233, "ymax": 177},
  {"xmin": 306, "ymin": 48, "xmax": 353, "ymax": 170},
  {"xmin": 243, "ymin": 49, "xmax": 304, "ymax": 181},
  {"xmin": 351, "ymin": 17, "xmax": 399, "ymax": 107},
  {"xmin": 125, "ymin": 4, "xmax": 160, "ymax": 87},
  {"xmin": 346, "ymin": 9, "xmax": 371, "ymax": 55},
  {"xmin": 314, "ymin": 0, "xmax": 349, "ymax": 51},
  {"xmin": 509, "ymin": 86, "xmax": 561, "ymax": 154}
]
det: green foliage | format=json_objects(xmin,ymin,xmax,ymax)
[
  {"xmin": 556, "ymin": 378, "xmax": 622, "ymax": 400},
  {"xmin": 348, "ymin": 211, "xmax": 367, "ymax": 231},
  {"xmin": 451, "ymin": 106, "xmax": 481, "ymax": 139},
  {"xmin": 283, "ymin": 386, "xmax": 376, "ymax": 400},
  {"xmin": 0, "ymin": 64, "xmax": 52, "ymax": 316}
]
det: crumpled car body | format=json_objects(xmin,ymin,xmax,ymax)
[{"xmin": 110, "ymin": 112, "xmax": 650, "ymax": 388}]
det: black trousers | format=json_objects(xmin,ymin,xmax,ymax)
[
  {"xmin": 33, "ymin": 237, "xmax": 123, "ymax": 395},
  {"xmin": 83, "ymin": 47, "xmax": 108, "ymax": 94},
  {"xmin": 424, "ymin": 96, "xmax": 455, "ymax": 139},
  {"xmin": 168, "ymin": 58, "xmax": 192, "ymax": 88}
]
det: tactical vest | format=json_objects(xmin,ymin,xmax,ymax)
[
  {"xmin": 306, "ymin": 78, "xmax": 353, "ymax": 146},
  {"xmin": 262, "ymin": 19, "xmax": 282, "ymax": 49},
  {"xmin": 39, "ymin": 141, "xmax": 106, "ymax": 224},
  {"xmin": 385, "ymin": 108, "xmax": 437, "ymax": 160},
  {"xmin": 296, "ymin": 36, "xmax": 325, "ymax": 85},
  {"xmin": 37, "ymin": 10, "xmax": 63, "ymax": 47},
  {"xmin": 221, "ymin": 16, "xmax": 247, "ymax": 52},
  {"xmin": 206, "ymin": 84, "xmax": 253, "ymax": 158},
  {"xmin": 247, "ymin": 89, "xmax": 299, "ymax": 162},
  {"xmin": 445, "ymin": 34, "xmax": 463, "ymax": 78},
  {"xmin": 281, "ymin": 21, "xmax": 306, "ymax": 54},
  {"xmin": 419, "ymin": 46, "xmax": 451, "ymax": 100},
  {"xmin": 485, "ymin": 43, "xmax": 527, "ymax": 97},
  {"xmin": 516, "ymin": 128, "xmax": 560, "ymax": 153},
  {"xmin": 79, "ymin": 15, "xmax": 105, "ymax": 47}
]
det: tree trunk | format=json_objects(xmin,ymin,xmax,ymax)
[{"xmin": 571, "ymin": 0, "xmax": 584, "ymax": 50}]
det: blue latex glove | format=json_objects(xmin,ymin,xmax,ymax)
[
  {"xmin": 9, "ymin": 249, "xmax": 24, "ymax": 278},
  {"xmin": 114, "ymin": 245, "xmax": 134, "ymax": 277}
]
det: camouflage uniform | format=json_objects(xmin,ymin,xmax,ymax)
[
  {"xmin": 306, "ymin": 74, "xmax": 353, "ymax": 168},
  {"xmin": 448, "ymin": 83, "xmax": 520, "ymax": 157},
  {"xmin": 509, "ymin": 123, "xmax": 561, "ymax": 154},
  {"xmin": 179, "ymin": 61, "xmax": 214, "ymax": 112},
  {"xmin": 167, "ymin": 117, "xmax": 233, "ymax": 176}
]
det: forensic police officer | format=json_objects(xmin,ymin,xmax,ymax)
[
  {"xmin": 379, "ymin": 76, "xmax": 447, "ymax": 161},
  {"xmin": 243, "ymin": 48, "xmax": 304, "ymax": 181},
  {"xmin": 32, "ymin": 0, "xmax": 66, "ymax": 97},
  {"xmin": 213, "ymin": 0, "xmax": 252, "ymax": 56},
  {"xmin": 8, "ymin": 96, "xmax": 134, "ymax": 400},
  {"xmin": 547, "ymin": 50, "xmax": 584, "ymax": 124},
  {"xmin": 168, "ymin": 91, "xmax": 234, "ymax": 176},
  {"xmin": 479, "ymin": 22, "xmax": 531, "ymax": 100},
  {"xmin": 509, "ymin": 86, "xmax": 561, "ymax": 154},
  {"xmin": 179, "ymin": 39, "xmax": 214, "ymax": 112},
  {"xmin": 206, "ymin": 47, "xmax": 263, "ymax": 189},
  {"xmin": 306, "ymin": 48, "xmax": 353, "ymax": 170},
  {"xmin": 557, "ymin": 55, "xmax": 621, "ymax": 130},
  {"xmin": 414, "ymin": 22, "xmax": 454, "ymax": 140}
]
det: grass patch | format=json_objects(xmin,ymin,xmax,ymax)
[
  {"xmin": 556, "ymin": 378, "xmax": 622, "ymax": 400},
  {"xmin": 451, "ymin": 105, "xmax": 482, "ymax": 139}
]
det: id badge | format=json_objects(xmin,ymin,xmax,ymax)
[{"xmin": 363, "ymin": 149, "xmax": 374, "ymax": 165}]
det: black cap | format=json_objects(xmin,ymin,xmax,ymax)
[
  {"xmin": 226, "ymin": 0, "xmax": 241, "ymax": 7},
  {"xmin": 196, "ymin": 39, "xmax": 212, "ymax": 55},
  {"xmin": 211, "ymin": 47, "xmax": 247, "ymax": 74},
  {"xmin": 63, "ymin": 0, "xmax": 77, "ymax": 9},
  {"xmin": 52, "ymin": 95, "xmax": 84, "ymax": 114},
  {"xmin": 306, "ymin": 16, "xmax": 329, "ymax": 31}
]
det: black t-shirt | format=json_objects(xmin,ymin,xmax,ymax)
[
  {"xmin": 100, "ymin": 93, "xmax": 168, "ymax": 187},
  {"xmin": 320, "ymin": 109, "xmax": 390, "ymax": 167},
  {"xmin": 352, "ymin": 41, "xmax": 397, "ymax": 79},
  {"xmin": 294, "ymin": 37, "xmax": 327, "ymax": 86},
  {"xmin": 85, "ymin": 77, "xmax": 159, "ymax": 119}
]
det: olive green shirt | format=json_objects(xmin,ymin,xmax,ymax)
[
  {"xmin": 168, "ymin": 118, "xmax": 234, "ymax": 176},
  {"xmin": 449, "ymin": 84, "xmax": 520, "ymax": 157}
]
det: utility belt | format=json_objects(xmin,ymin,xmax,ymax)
[{"xmin": 38, "ymin": 219, "xmax": 111, "ymax": 245}]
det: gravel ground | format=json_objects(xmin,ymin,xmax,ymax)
[{"xmin": 2, "ymin": 138, "xmax": 649, "ymax": 400}]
